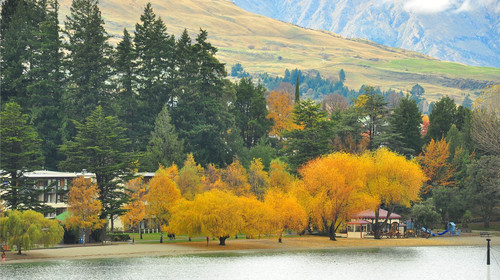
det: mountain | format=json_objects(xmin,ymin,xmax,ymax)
[
  {"xmin": 231, "ymin": 0, "xmax": 500, "ymax": 68},
  {"xmin": 58, "ymin": 0, "xmax": 500, "ymax": 103}
]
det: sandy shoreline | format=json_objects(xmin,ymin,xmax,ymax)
[{"xmin": 4, "ymin": 234, "xmax": 498, "ymax": 264}]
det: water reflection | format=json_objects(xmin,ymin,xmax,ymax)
[{"xmin": 2, "ymin": 247, "xmax": 498, "ymax": 280}]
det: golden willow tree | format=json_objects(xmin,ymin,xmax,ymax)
[
  {"xmin": 0, "ymin": 210, "xmax": 63, "ymax": 254},
  {"xmin": 65, "ymin": 177, "xmax": 105, "ymax": 246},
  {"xmin": 145, "ymin": 165, "xmax": 181, "ymax": 243},
  {"xmin": 121, "ymin": 177, "xmax": 147, "ymax": 244},
  {"xmin": 299, "ymin": 152, "xmax": 377, "ymax": 241},
  {"xmin": 366, "ymin": 148, "xmax": 426, "ymax": 239},
  {"xmin": 170, "ymin": 189, "xmax": 243, "ymax": 245},
  {"xmin": 264, "ymin": 189, "xmax": 307, "ymax": 242}
]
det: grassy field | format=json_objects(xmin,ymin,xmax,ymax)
[{"xmin": 58, "ymin": 0, "xmax": 500, "ymax": 102}]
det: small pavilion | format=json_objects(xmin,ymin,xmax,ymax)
[{"xmin": 346, "ymin": 209, "xmax": 404, "ymax": 238}]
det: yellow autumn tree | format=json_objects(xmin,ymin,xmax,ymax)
[
  {"xmin": 365, "ymin": 148, "xmax": 426, "ymax": 239},
  {"xmin": 239, "ymin": 196, "xmax": 273, "ymax": 238},
  {"xmin": 223, "ymin": 158, "xmax": 252, "ymax": 197},
  {"xmin": 145, "ymin": 165, "xmax": 181, "ymax": 243},
  {"xmin": 268, "ymin": 159, "xmax": 295, "ymax": 192},
  {"xmin": 121, "ymin": 177, "xmax": 147, "ymax": 244},
  {"xmin": 266, "ymin": 90, "xmax": 298, "ymax": 139},
  {"xmin": 248, "ymin": 158, "xmax": 270, "ymax": 199},
  {"xmin": 169, "ymin": 199, "xmax": 201, "ymax": 241},
  {"xmin": 264, "ymin": 189, "xmax": 307, "ymax": 242},
  {"xmin": 299, "ymin": 152, "xmax": 377, "ymax": 240},
  {"xmin": 176, "ymin": 153, "xmax": 204, "ymax": 200},
  {"xmin": 65, "ymin": 177, "xmax": 105, "ymax": 246},
  {"xmin": 418, "ymin": 138, "xmax": 455, "ymax": 193},
  {"xmin": 197, "ymin": 189, "xmax": 243, "ymax": 245}
]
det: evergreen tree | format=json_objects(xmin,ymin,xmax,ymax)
[
  {"xmin": 134, "ymin": 3, "xmax": 175, "ymax": 149},
  {"xmin": 387, "ymin": 95, "xmax": 423, "ymax": 157},
  {"xmin": 59, "ymin": 106, "xmax": 134, "ymax": 239},
  {"xmin": 295, "ymin": 75, "xmax": 300, "ymax": 103},
  {"xmin": 113, "ymin": 28, "xmax": 140, "ymax": 151},
  {"xmin": 339, "ymin": 68, "xmax": 345, "ymax": 83},
  {"xmin": 62, "ymin": 0, "xmax": 112, "ymax": 139},
  {"xmin": 283, "ymin": 99, "xmax": 332, "ymax": 171},
  {"xmin": 172, "ymin": 29, "xmax": 235, "ymax": 166},
  {"xmin": 427, "ymin": 96, "xmax": 457, "ymax": 141},
  {"xmin": 233, "ymin": 78, "xmax": 271, "ymax": 148},
  {"xmin": 27, "ymin": 0, "xmax": 64, "ymax": 170},
  {"xmin": 0, "ymin": 102, "xmax": 46, "ymax": 211},
  {"xmin": 145, "ymin": 105, "xmax": 185, "ymax": 170},
  {"xmin": 356, "ymin": 86, "xmax": 390, "ymax": 151}
]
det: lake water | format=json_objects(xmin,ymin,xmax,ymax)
[{"xmin": 2, "ymin": 246, "xmax": 499, "ymax": 280}]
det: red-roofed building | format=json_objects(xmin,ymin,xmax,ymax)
[{"xmin": 346, "ymin": 209, "xmax": 404, "ymax": 238}]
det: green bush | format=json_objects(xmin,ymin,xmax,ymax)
[{"xmin": 107, "ymin": 233, "xmax": 131, "ymax": 241}]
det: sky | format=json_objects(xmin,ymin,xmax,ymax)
[{"xmin": 401, "ymin": 0, "xmax": 498, "ymax": 13}]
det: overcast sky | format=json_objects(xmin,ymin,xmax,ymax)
[{"xmin": 401, "ymin": 0, "xmax": 498, "ymax": 13}]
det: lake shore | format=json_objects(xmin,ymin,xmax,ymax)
[{"xmin": 4, "ymin": 233, "xmax": 498, "ymax": 264}]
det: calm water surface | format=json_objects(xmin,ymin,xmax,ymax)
[{"xmin": 2, "ymin": 246, "xmax": 499, "ymax": 280}]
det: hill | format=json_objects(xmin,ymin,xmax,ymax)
[
  {"xmin": 232, "ymin": 0, "xmax": 500, "ymax": 68},
  {"xmin": 58, "ymin": 0, "xmax": 500, "ymax": 103}
]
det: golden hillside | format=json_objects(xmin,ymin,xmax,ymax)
[{"xmin": 59, "ymin": 0, "xmax": 500, "ymax": 102}]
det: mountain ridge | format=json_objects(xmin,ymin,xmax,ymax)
[
  {"xmin": 57, "ymin": 0, "xmax": 500, "ymax": 102},
  {"xmin": 231, "ymin": 0, "xmax": 500, "ymax": 68}
]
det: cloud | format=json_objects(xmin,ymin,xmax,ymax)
[{"xmin": 402, "ymin": 0, "xmax": 495, "ymax": 14}]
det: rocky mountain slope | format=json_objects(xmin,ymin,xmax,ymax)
[{"xmin": 232, "ymin": 0, "xmax": 500, "ymax": 68}]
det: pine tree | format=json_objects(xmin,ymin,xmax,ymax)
[
  {"xmin": 339, "ymin": 69, "xmax": 345, "ymax": 83},
  {"xmin": 134, "ymin": 3, "xmax": 175, "ymax": 148},
  {"xmin": 59, "ymin": 106, "xmax": 134, "ymax": 239},
  {"xmin": 387, "ymin": 95, "xmax": 423, "ymax": 157},
  {"xmin": 113, "ymin": 28, "xmax": 140, "ymax": 151},
  {"xmin": 27, "ymin": 0, "xmax": 64, "ymax": 170},
  {"xmin": 295, "ymin": 75, "xmax": 300, "ymax": 103},
  {"xmin": 427, "ymin": 96, "xmax": 457, "ymax": 141},
  {"xmin": 0, "ymin": 102, "xmax": 45, "ymax": 211},
  {"xmin": 172, "ymin": 29, "xmax": 235, "ymax": 166},
  {"xmin": 62, "ymin": 0, "xmax": 112, "ymax": 138},
  {"xmin": 355, "ymin": 86, "xmax": 390, "ymax": 151},
  {"xmin": 145, "ymin": 105, "xmax": 185, "ymax": 170},
  {"xmin": 233, "ymin": 78, "xmax": 271, "ymax": 148}
]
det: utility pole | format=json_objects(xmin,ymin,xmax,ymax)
[{"xmin": 486, "ymin": 238, "xmax": 491, "ymax": 265}]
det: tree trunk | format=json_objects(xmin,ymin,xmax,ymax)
[
  {"xmin": 374, "ymin": 209, "xmax": 381, "ymax": 239},
  {"xmin": 110, "ymin": 215, "xmax": 115, "ymax": 231},
  {"xmin": 219, "ymin": 236, "xmax": 228, "ymax": 246},
  {"xmin": 83, "ymin": 229, "xmax": 87, "ymax": 246},
  {"xmin": 278, "ymin": 232, "xmax": 283, "ymax": 243},
  {"xmin": 132, "ymin": 227, "xmax": 135, "ymax": 244},
  {"xmin": 329, "ymin": 223, "xmax": 337, "ymax": 241}
]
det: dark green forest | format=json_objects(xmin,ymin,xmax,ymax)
[{"xmin": 1, "ymin": 0, "xmax": 499, "ymax": 229}]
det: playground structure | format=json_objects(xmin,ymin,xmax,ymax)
[{"xmin": 421, "ymin": 222, "xmax": 461, "ymax": 237}]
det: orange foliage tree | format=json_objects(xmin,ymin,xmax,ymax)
[
  {"xmin": 365, "ymin": 148, "xmax": 426, "ymax": 239},
  {"xmin": 65, "ymin": 177, "xmax": 105, "ymax": 246},
  {"xmin": 145, "ymin": 166, "xmax": 181, "ymax": 243},
  {"xmin": 266, "ymin": 90, "xmax": 297, "ymax": 139},
  {"xmin": 176, "ymin": 153, "xmax": 204, "ymax": 200},
  {"xmin": 202, "ymin": 164, "xmax": 227, "ymax": 191},
  {"xmin": 121, "ymin": 177, "xmax": 147, "ymax": 243},
  {"xmin": 418, "ymin": 138, "xmax": 455, "ymax": 194},
  {"xmin": 169, "ymin": 199, "xmax": 200, "ymax": 241},
  {"xmin": 299, "ymin": 153, "xmax": 377, "ymax": 240},
  {"xmin": 264, "ymin": 189, "xmax": 307, "ymax": 242}
]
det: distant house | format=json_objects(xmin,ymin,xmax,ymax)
[{"xmin": 347, "ymin": 209, "xmax": 403, "ymax": 238}]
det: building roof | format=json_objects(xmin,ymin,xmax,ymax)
[
  {"xmin": 355, "ymin": 209, "xmax": 401, "ymax": 220},
  {"xmin": 23, "ymin": 170, "xmax": 95, "ymax": 178},
  {"xmin": 347, "ymin": 220, "xmax": 371, "ymax": 225}
]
